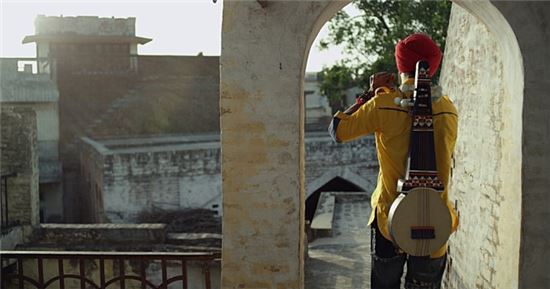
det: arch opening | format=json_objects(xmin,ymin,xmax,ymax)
[
  {"xmin": 298, "ymin": 1, "xmax": 524, "ymax": 288},
  {"xmin": 305, "ymin": 176, "xmax": 363, "ymax": 223}
]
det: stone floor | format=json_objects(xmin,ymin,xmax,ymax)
[{"xmin": 305, "ymin": 193, "xmax": 372, "ymax": 289}]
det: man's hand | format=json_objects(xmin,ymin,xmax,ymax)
[
  {"xmin": 355, "ymin": 72, "xmax": 397, "ymax": 106},
  {"xmin": 343, "ymin": 71, "xmax": 397, "ymax": 115},
  {"xmin": 370, "ymin": 71, "xmax": 396, "ymax": 92}
]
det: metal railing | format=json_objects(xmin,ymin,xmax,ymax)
[{"xmin": 0, "ymin": 251, "xmax": 221, "ymax": 289}]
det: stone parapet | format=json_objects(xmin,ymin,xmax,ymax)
[{"xmin": 28, "ymin": 223, "xmax": 167, "ymax": 246}]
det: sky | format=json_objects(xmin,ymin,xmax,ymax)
[{"xmin": 0, "ymin": 0, "xmax": 352, "ymax": 72}]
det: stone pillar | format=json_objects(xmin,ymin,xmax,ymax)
[{"xmin": 220, "ymin": 1, "xmax": 348, "ymax": 288}]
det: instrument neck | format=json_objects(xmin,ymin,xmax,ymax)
[{"xmin": 406, "ymin": 76, "xmax": 437, "ymax": 178}]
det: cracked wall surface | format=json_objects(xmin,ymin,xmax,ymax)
[{"xmin": 441, "ymin": 5, "xmax": 521, "ymax": 288}]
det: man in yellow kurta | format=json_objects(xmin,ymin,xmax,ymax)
[{"xmin": 329, "ymin": 33, "xmax": 458, "ymax": 289}]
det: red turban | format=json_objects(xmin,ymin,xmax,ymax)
[{"xmin": 395, "ymin": 33, "xmax": 442, "ymax": 77}]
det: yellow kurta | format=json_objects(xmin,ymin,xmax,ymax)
[{"xmin": 332, "ymin": 84, "xmax": 458, "ymax": 258}]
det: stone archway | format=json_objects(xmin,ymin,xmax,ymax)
[
  {"xmin": 218, "ymin": 1, "xmax": 550, "ymax": 288},
  {"xmin": 306, "ymin": 168, "xmax": 373, "ymax": 200}
]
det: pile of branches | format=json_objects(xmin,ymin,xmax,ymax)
[{"xmin": 137, "ymin": 208, "xmax": 221, "ymax": 234}]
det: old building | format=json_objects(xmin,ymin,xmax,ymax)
[
  {"xmin": 22, "ymin": 16, "xmax": 221, "ymax": 222},
  {"xmin": 20, "ymin": 15, "xmax": 344, "ymax": 223},
  {"xmin": 304, "ymin": 72, "xmax": 332, "ymax": 130},
  {"xmin": 23, "ymin": 15, "xmax": 150, "ymax": 75},
  {"xmin": 0, "ymin": 58, "xmax": 62, "ymax": 223}
]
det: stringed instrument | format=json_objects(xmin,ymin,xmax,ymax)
[{"xmin": 387, "ymin": 60, "xmax": 452, "ymax": 256}]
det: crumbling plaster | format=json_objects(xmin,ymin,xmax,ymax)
[{"xmin": 440, "ymin": 2, "xmax": 523, "ymax": 288}]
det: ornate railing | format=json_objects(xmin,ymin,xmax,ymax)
[{"xmin": 0, "ymin": 251, "xmax": 220, "ymax": 289}]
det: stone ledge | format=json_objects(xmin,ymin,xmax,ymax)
[
  {"xmin": 40, "ymin": 223, "xmax": 166, "ymax": 229},
  {"xmin": 166, "ymin": 233, "xmax": 222, "ymax": 248},
  {"xmin": 30, "ymin": 223, "xmax": 167, "ymax": 245},
  {"xmin": 310, "ymin": 192, "xmax": 336, "ymax": 238}
]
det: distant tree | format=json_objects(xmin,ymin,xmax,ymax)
[{"xmin": 318, "ymin": 0, "xmax": 452, "ymax": 108}]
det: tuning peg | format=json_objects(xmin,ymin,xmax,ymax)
[{"xmin": 394, "ymin": 97, "xmax": 412, "ymax": 108}]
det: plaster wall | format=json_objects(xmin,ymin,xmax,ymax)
[
  {"xmin": 488, "ymin": 2, "xmax": 550, "ymax": 288},
  {"xmin": 439, "ymin": 2, "xmax": 522, "ymax": 288},
  {"xmin": 32, "ymin": 103, "xmax": 60, "ymax": 168},
  {"xmin": 220, "ymin": 1, "xmax": 348, "ymax": 288},
  {"xmin": 4, "ymin": 102, "xmax": 60, "ymax": 163},
  {"xmin": 34, "ymin": 102, "xmax": 59, "ymax": 143}
]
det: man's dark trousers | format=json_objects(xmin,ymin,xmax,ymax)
[{"xmin": 370, "ymin": 219, "xmax": 447, "ymax": 289}]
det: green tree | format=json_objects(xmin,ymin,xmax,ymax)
[{"xmin": 318, "ymin": 0, "xmax": 452, "ymax": 108}]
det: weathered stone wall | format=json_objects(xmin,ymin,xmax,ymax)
[
  {"xmin": 439, "ymin": 3, "xmax": 522, "ymax": 288},
  {"xmin": 101, "ymin": 145, "xmax": 221, "ymax": 223},
  {"xmin": 305, "ymin": 134, "xmax": 377, "ymax": 195},
  {"xmin": 0, "ymin": 107, "xmax": 40, "ymax": 226},
  {"xmin": 80, "ymin": 136, "xmax": 222, "ymax": 223},
  {"xmin": 81, "ymin": 134, "xmax": 377, "ymax": 224}
]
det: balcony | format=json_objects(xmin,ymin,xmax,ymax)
[{"xmin": 1, "ymin": 251, "xmax": 220, "ymax": 289}]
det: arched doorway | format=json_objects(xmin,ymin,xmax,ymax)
[{"xmin": 305, "ymin": 176, "xmax": 363, "ymax": 223}]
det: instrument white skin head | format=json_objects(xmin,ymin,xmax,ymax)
[{"xmin": 388, "ymin": 187, "xmax": 452, "ymax": 256}]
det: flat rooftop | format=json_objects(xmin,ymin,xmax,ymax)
[{"xmin": 82, "ymin": 132, "xmax": 336, "ymax": 155}]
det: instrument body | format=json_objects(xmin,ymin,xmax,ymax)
[{"xmin": 387, "ymin": 61, "xmax": 452, "ymax": 256}]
